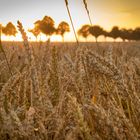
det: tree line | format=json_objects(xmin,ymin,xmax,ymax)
[
  {"xmin": 78, "ymin": 25, "xmax": 140, "ymax": 42},
  {"xmin": 0, "ymin": 15, "xmax": 140, "ymax": 42}
]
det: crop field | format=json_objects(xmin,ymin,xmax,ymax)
[
  {"xmin": 0, "ymin": 0, "xmax": 140, "ymax": 139},
  {"xmin": 0, "ymin": 40, "xmax": 140, "ymax": 140}
]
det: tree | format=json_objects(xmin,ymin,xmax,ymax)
[
  {"xmin": 35, "ymin": 16, "xmax": 55, "ymax": 41},
  {"xmin": 89, "ymin": 25, "xmax": 104, "ymax": 43},
  {"xmin": 28, "ymin": 26, "xmax": 40, "ymax": 41},
  {"xmin": 119, "ymin": 28, "xmax": 129, "ymax": 42},
  {"xmin": 34, "ymin": 20, "xmax": 42, "ymax": 29},
  {"xmin": 78, "ymin": 24, "xmax": 90, "ymax": 41},
  {"xmin": 2, "ymin": 22, "xmax": 17, "ymax": 39},
  {"xmin": 56, "ymin": 21, "xmax": 70, "ymax": 42},
  {"xmin": 123, "ymin": 29, "xmax": 133, "ymax": 42},
  {"xmin": 132, "ymin": 27, "xmax": 140, "ymax": 41},
  {"xmin": 109, "ymin": 26, "xmax": 120, "ymax": 41},
  {"xmin": 102, "ymin": 30, "xmax": 109, "ymax": 42}
]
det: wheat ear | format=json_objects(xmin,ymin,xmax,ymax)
[{"xmin": 83, "ymin": 0, "xmax": 93, "ymax": 25}]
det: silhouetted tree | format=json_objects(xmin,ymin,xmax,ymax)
[
  {"xmin": 35, "ymin": 16, "xmax": 55, "ymax": 41},
  {"xmin": 132, "ymin": 27, "xmax": 140, "ymax": 41},
  {"xmin": 122, "ymin": 29, "xmax": 133, "ymax": 42},
  {"xmin": 102, "ymin": 30, "xmax": 109, "ymax": 42},
  {"xmin": 28, "ymin": 26, "xmax": 40, "ymax": 41},
  {"xmin": 56, "ymin": 21, "xmax": 70, "ymax": 42},
  {"xmin": 2, "ymin": 22, "xmax": 17, "ymax": 39},
  {"xmin": 109, "ymin": 26, "xmax": 120, "ymax": 41},
  {"xmin": 78, "ymin": 24, "xmax": 90, "ymax": 41},
  {"xmin": 89, "ymin": 25, "xmax": 104, "ymax": 43},
  {"xmin": 120, "ymin": 28, "xmax": 129, "ymax": 42}
]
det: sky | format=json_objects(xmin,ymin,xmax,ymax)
[{"xmin": 0, "ymin": 0, "xmax": 140, "ymax": 41}]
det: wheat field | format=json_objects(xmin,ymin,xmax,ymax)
[
  {"xmin": 0, "ymin": 38, "xmax": 140, "ymax": 140},
  {"xmin": 0, "ymin": 0, "xmax": 140, "ymax": 139}
]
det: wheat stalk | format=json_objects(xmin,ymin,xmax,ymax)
[
  {"xmin": 17, "ymin": 21, "xmax": 40, "ymax": 107},
  {"xmin": 64, "ymin": 0, "xmax": 79, "ymax": 45},
  {"xmin": 17, "ymin": 21, "xmax": 31, "ymax": 63},
  {"xmin": 83, "ymin": 0, "xmax": 93, "ymax": 25}
]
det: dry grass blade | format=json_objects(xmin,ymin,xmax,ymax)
[
  {"xmin": 83, "ymin": 0, "xmax": 93, "ymax": 25},
  {"xmin": 64, "ymin": 0, "xmax": 79, "ymax": 45}
]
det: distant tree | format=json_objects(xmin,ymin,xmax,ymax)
[
  {"xmin": 119, "ymin": 28, "xmax": 129, "ymax": 42},
  {"xmin": 132, "ymin": 27, "xmax": 140, "ymax": 41},
  {"xmin": 102, "ymin": 30, "xmax": 109, "ymax": 42},
  {"xmin": 56, "ymin": 21, "xmax": 70, "ymax": 42},
  {"xmin": 78, "ymin": 24, "xmax": 90, "ymax": 41},
  {"xmin": 28, "ymin": 26, "xmax": 40, "ymax": 41},
  {"xmin": 89, "ymin": 25, "xmax": 104, "ymax": 43},
  {"xmin": 34, "ymin": 20, "xmax": 42, "ymax": 29},
  {"xmin": 123, "ymin": 29, "xmax": 133, "ymax": 42},
  {"xmin": 35, "ymin": 16, "xmax": 55, "ymax": 41},
  {"xmin": 109, "ymin": 26, "xmax": 120, "ymax": 41},
  {"xmin": 2, "ymin": 22, "xmax": 17, "ymax": 39}
]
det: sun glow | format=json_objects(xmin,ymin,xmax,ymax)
[{"xmin": 1, "ymin": 32, "xmax": 75, "ymax": 42}]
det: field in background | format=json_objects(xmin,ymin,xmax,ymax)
[{"xmin": 0, "ymin": 41, "xmax": 140, "ymax": 139}]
